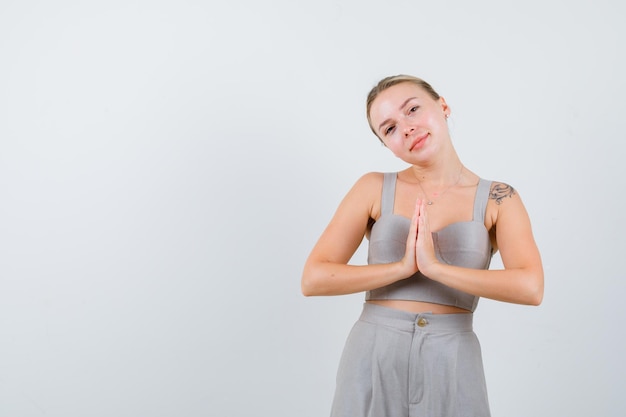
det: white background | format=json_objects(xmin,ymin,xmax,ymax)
[{"xmin": 1, "ymin": 1, "xmax": 625, "ymax": 416}]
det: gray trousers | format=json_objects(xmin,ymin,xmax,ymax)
[{"xmin": 330, "ymin": 303, "xmax": 491, "ymax": 417}]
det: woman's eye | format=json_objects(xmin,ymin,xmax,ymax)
[
  {"xmin": 385, "ymin": 126, "xmax": 395, "ymax": 135},
  {"xmin": 409, "ymin": 106, "xmax": 419, "ymax": 113}
]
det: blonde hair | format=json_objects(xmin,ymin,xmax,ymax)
[{"xmin": 366, "ymin": 75, "xmax": 441, "ymax": 141}]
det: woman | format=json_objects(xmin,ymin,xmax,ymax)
[{"xmin": 301, "ymin": 75, "xmax": 544, "ymax": 417}]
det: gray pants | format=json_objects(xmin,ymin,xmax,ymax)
[{"xmin": 330, "ymin": 303, "xmax": 491, "ymax": 417}]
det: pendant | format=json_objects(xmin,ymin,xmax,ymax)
[{"xmin": 427, "ymin": 201, "xmax": 433, "ymax": 205}]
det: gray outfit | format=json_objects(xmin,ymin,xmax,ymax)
[
  {"xmin": 330, "ymin": 173, "xmax": 494, "ymax": 417},
  {"xmin": 366, "ymin": 173, "xmax": 493, "ymax": 311}
]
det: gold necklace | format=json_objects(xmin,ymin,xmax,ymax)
[{"xmin": 415, "ymin": 165, "xmax": 464, "ymax": 205}]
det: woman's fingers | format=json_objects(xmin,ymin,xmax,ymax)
[
  {"xmin": 409, "ymin": 199, "xmax": 420, "ymax": 241},
  {"xmin": 418, "ymin": 199, "xmax": 429, "ymax": 235},
  {"xmin": 401, "ymin": 198, "xmax": 421, "ymax": 276},
  {"xmin": 416, "ymin": 199, "xmax": 438, "ymax": 275}
]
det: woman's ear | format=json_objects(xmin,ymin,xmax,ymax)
[{"xmin": 439, "ymin": 96, "xmax": 451, "ymax": 118}]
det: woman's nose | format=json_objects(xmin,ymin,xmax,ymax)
[{"xmin": 404, "ymin": 125, "xmax": 415, "ymax": 137}]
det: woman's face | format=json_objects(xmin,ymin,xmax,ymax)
[{"xmin": 369, "ymin": 82, "xmax": 450, "ymax": 162}]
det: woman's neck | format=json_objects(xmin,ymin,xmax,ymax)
[{"xmin": 409, "ymin": 155, "xmax": 464, "ymax": 187}]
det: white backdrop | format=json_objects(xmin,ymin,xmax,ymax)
[{"xmin": 1, "ymin": 1, "xmax": 625, "ymax": 416}]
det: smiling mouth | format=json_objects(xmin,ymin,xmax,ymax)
[{"xmin": 410, "ymin": 133, "xmax": 429, "ymax": 151}]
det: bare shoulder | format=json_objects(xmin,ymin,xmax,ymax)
[
  {"xmin": 354, "ymin": 171, "xmax": 385, "ymax": 187},
  {"xmin": 344, "ymin": 172, "xmax": 385, "ymax": 217},
  {"xmin": 485, "ymin": 181, "xmax": 528, "ymax": 233},
  {"xmin": 347, "ymin": 171, "xmax": 385, "ymax": 199},
  {"xmin": 488, "ymin": 181, "xmax": 518, "ymax": 205}
]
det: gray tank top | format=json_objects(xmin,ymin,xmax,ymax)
[{"xmin": 365, "ymin": 172, "xmax": 493, "ymax": 311}]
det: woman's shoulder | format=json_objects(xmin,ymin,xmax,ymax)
[
  {"xmin": 483, "ymin": 179, "xmax": 527, "ymax": 232},
  {"xmin": 358, "ymin": 170, "xmax": 388, "ymax": 179},
  {"xmin": 343, "ymin": 172, "xmax": 389, "ymax": 218},
  {"xmin": 484, "ymin": 180, "xmax": 518, "ymax": 205},
  {"xmin": 464, "ymin": 169, "xmax": 517, "ymax": 204},
  {"xmin": 352, "ymin": 171, "xmax": 387, "ymax": 189}
]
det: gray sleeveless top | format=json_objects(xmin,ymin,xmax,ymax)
[{"xmin": 365, "ymin": 172, "xmax": 493, "ymax": 312}]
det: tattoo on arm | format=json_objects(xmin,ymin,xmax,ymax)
[{"xmin": 490, "ymin": 183, "xmax": 516, "ymax": 205}]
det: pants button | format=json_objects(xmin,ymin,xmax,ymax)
[{"xmin": 417, "ymin": 317, "xmax": 428, "ymax": 327}]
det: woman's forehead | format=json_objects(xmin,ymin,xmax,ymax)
[
  {"xmin": 370, "ymin": 83, "xmax": 426, "ymax": 119},
  {"xmin": 378, "ymin": 82, "xmax": 427, "ymax": 102}
]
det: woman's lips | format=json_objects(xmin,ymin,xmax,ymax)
[{"xmin": 410, "ymin": 133, "xmax": 429, "ymax": 151}]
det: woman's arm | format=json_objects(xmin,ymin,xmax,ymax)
[
  {"xmin": 301, "ymin": 173, "xmax": 419, "ymax": 296},
  {"xmin": 416, "ymin": 185, "xmax": 544, "ymax": 305}
]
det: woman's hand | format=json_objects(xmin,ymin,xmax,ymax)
[
  {"xmin": 399, "ymin": 200, "xmax": 420, "ymax": 277},
  {"xmin": 302, "ymin": 172, "xmax": 420, "ymax": 296},
  {"xmin": 415, "ymin": 199, "xmax": 440, "ymax": 277},
  {"xmin": 411, "ymin": 186, "xmax": 544, "ymax": 306}
]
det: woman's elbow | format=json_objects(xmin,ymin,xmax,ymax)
[
  {"xmin": 301, "ymin": 277, "xmax": 329, "ymax": 297},
  {"xmin": 525, "ymin": 270, "xmax": 544, "ymax": 306},
  {"xmin": 301, "ymin": 266, "xmax": 322, "ymax": 297},
  {"xmin": 301, "ymin": 277, "xmax": 315, "ymax": 297},
  {"xmin": 527, "ymin": 288, "xmax": 543, "ymax": 306}
]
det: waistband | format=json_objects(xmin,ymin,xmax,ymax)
[{"xmin": 358, "ymin": 302, "xmax": 474, "ymax": 333}]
